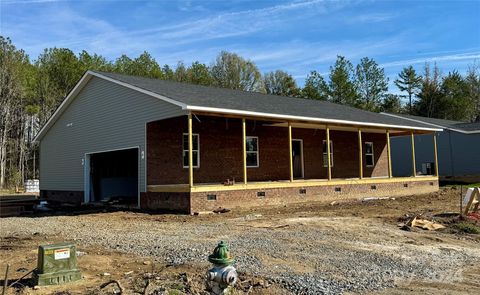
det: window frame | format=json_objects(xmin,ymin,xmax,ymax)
[
  {"xmin": 246, "ymin": 136, "xmax": 259, "ymax": 168},
  {"xmin": 322, "ymin": 140, "xmax": 334, "ymax": 167},
  {"xmin": 182, "ymin": 133, "xmax": 200, "ymax": 168},
  {"xmin": 365, "ymin": 141, "xmax": 374, "ymax": 167}
]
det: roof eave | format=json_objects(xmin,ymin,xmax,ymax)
[{"xmin": 187, "ymin": 106, "xmax": 443, "ymax": 132}]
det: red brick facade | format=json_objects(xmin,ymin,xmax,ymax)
[{"xmin": 147, "ymin": 115, "xmax": 389, "ymax": 185}]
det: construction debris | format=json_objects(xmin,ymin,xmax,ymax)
[
  {"xmin": 463, "ymin": 187, "xmax": 480, "ymax": 215},
  {"xmin": 399, "ymin": 215, "xmax": 445, "ymax": 231}
]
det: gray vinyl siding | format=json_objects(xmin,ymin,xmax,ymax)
[
  {"xmin": 391, "ymin": 131, "xmax": 480, "ymax": 177},
  {"xmin": 40, "ymin": 76, "xmax": 184, "ymax": 192}
]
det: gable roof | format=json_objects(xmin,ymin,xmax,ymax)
[
  {"xmin": 34, "ymin": 71, "xmax": 441, "ymax": 141},
  {"xmin": 381, "ymin": 113, "xmax": 480, "ymax": 134}
]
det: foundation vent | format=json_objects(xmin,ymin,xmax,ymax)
[
  {"xmin": 207, "ymin": 194, "xmax": 217, "ymax": 201},
  {"xmin": 429, "ymin": 182, "xmax": 434, "ymax": 186},
  {"xmin": 334, "ymin": 187, "xmax": 342, "ymax": 192},
  {"xmin": 257, "ymin": 191, "xmax": 266, "ymax": 198},
  {"xmin": 371, "ymin": 185, "xmax": 377, "ymax": 190},
  {"xmin": 404, "ymin": 183, "xmax": 409, "ymax": 188},
  {"xmin": 299, "ymin": 189, "xmax": 307, "ymax": 195}
]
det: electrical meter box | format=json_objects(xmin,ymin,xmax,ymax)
[{"xmin": 33, "ymin": 243, "xmax": 82, "ymax": 286}]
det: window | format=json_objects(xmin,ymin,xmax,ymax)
[
  {"xmin": 365, "ymin": 142, "xmax": 374, "ymax": 167},
  {"xmin": 322, "ymin": 140, "xmax": 333, "ymax": 167},
  {"xmin": 246, "ymin": 136, "xmax": 259, "ymax": 167},
  {"xmin": 182, "ymin": 133, "xmax": 199, "ymax": 168}
]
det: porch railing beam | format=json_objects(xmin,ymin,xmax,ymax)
[
  {"xmin": 358, "ymin": 129, "xmax": 363, "ymax": 179},
  {"xmin": 242, "ymin": 118, "xmax": 247, "ymax": 184},
  {"xmin": 188, "ymin": 113, "xmax": 194, "ymax": 187},
  {"xmin": 326, "ymin": 126, "xmax": 332, "ymax": 181},
  {"xmin": 411, "ymin": 130, "xmax": 416, "ymax": 177},
  {"xmin": 387, "ymin": 130, "xmax": 392, "ymax": 178},
  {"xmin": 288, "ymin": 122, "xmax": 293, "ymax": 182},
  {"xmin": 433, "ymin": 132, "xmax": 439, "ymax": 177}
]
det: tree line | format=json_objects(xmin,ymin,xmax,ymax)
[{"xmin": 1, "ymin": 36, "xmax": 479, "ymax": 189}]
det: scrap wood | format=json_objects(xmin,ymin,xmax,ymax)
[
  {"xmin": 463, "ymin": 187, "xmax": 480, "ymax": 215},
  {"xmin": 400, "ymin": 215, "xmax": 445, "ymax": 231}
]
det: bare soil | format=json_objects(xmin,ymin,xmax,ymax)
[{"xmin": 1, "ymin": 187, "xmax": 479, "ymax": 294}]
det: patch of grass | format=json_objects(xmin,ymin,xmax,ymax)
[{"xmin": 454, "ymin": 222, "xmax": 480, "ymax": 234}]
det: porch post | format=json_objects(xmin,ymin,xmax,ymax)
[
  {"xmin": 411, "ymin": 130, "xmax": 416, "ymax": 177},
  {"xmin": 288, "ymin": 122, "xmax": 293, "ymax": 182},
  {"xmin": 433, "ymin": 132, "xmax": 439, "ymax": 177},
  {"xmin": 326, "ymin": 126, "xmax": 332, "ymax": 181},
  {"xmin": 188, "ymin": 113, "xmax": 194, "ymax": 187},
  {"xmin": 242, "ymin": 118, "xmax": 247, "ymax": 185},
  {"xmin": 386, "ymin": 130, "xmax": 392, "ymax": 178},
  {"xmin": 358, "ymin": 129, "xmax": 363, "ymax": 179}
]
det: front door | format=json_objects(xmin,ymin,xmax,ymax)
[{"xmin": 292, "ymin": 139, "xmax": 304, "ymax": 179}]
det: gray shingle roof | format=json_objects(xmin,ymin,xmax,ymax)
[
  {"xmin": 94, "ymin": 71, "xmax": 440, "ymax": 131},
  {"xmin": 383, "ymin": 113, "xmax": 480, "ymax": 133}
]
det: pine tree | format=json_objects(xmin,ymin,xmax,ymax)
[{"xmin": 394, "ymin": 66, "xmax": 422, "ymax": 114}]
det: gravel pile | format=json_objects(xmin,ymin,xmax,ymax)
[{"xmin": 1, "ymin": 213, "xmax": 477, "ymax": 294}]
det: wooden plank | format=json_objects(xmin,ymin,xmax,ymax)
[
  {"xmin": 358, "ymin": 129, "xmax": 363, "ymax": 179},
  {"xmin": 288, "ymin": 122, "xmax": 293, "ymax": 182},
  {"xmin": 326, "ymin": 126, "xmax": 332, "ymax": 180},
  {"xmin": 242, "ymin": 118, "xmax": 247, "ymax": 184}
]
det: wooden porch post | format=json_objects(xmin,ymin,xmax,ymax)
[
  {"xmin": 433, "ymin": 132, "xmax": 439, "ymax": 177},
  {"xmin": 326, "ymin": 126, "xmax": 332, "ymax": 181},
  {"xmin": 411, "ymin": 130, "xmax": 416, "ymax": 177},
  {"xmin": 242, "ymin": 118, "xmax": 247, "ymax": 185},
  {"xmin": 386, "ymin": 130, "xmax": 392, "ymax": 178},
  {"xmin": 358, "ymin": 129, "xmax": 363, "ymax": 179},
  {"xmin": 188, "ymin": 113, "xmax": 194, "ymax": 187},
  {"xmin": 288, "ymin": 122, "xmax": 293, "ymax": 182}
]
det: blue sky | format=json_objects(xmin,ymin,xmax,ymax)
[{"xmin": 1, "ymin": 0, "xmax": 479, "ymax": 93}]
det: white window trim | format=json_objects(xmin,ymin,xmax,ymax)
[
  {"xmin": 322, "ymin": 140, "xmax": 334, "ymax": 167},
  {"xmin": 365, "ymin": 141, "xmax": 374, "ymax": 167},
  {"xmin": 246, "ymin": 136, "xmax": 259, "ymax": 168},
  {"xmin": 182, "ymin": 133, "xmax": 200, "ymax": 168}
]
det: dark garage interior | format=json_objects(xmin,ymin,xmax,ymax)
[{"xmin": 89, "ymin": 148, "xmax": 138, "ymax": 205}]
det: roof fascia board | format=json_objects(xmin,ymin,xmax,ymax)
[
  {"xmin": 187, "ymin": 105, "xmax": 443, "ymax": 132},
  {"xmin": 381, "ymin": 112, "xmax": 480, "ymax": 134},
  {"xmin": 34, "ymin": 72, "xmax": 92, "ymax": 142}
]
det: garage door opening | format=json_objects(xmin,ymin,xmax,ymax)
[{"xmin": 87, "ymin": 148, "xmax": 138, "ymax": 206}]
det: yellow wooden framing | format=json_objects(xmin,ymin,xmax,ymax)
[
  {"xmin": 433, "ymin": 132, "xmax": 439, "ymax": 177},
  {"xmin": 188, "ymin": 113, "xmax": 194, "ymax": 187},
  {"xmin": 326, "ymin": 126, "xmax": 332, "ymax": 181},
  {"xmin": 288, "ymin": 122, "xmax": 293, "ymax": 182},
  {"xmin": 242, "ymin": 118, "xmax": 247, "ymax": 184},
  {"xmin": 358, "ymin": 129, "xmax": 363, "ymax": 179},
  {"xmin": 411, "ymin": 131, "xmax": 416, "ymax": 177},
  {"xmin": 387, "ymin": 130, "xmax": 392, "ymax": 178},
  {"xmin": 147, "ymin": 176, "xmax": 439, "ymax": 193}
]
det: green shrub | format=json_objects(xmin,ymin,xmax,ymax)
[{"xmin": 455, "ymin": 222, "xmax": 480, "ymax": 234}]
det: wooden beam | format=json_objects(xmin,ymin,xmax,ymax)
[
  {"xmin": 326, "ymin": 126, "xmax": 332, "ymax": 181},
  {"xmin": 387, "ymin": 130, "xmax": 392, "ymax": 178},
  {"xmin": 288, "ymin": 122, "xmax": 293, "ymax": 182},
  {"xmin": 188, "ymin": 113, "xmax": 194, "ymax": 187},
  {"xmin": 358, "ymin": 129, "xmax": 363, "ymax": 179},
  {"xmin": 433, "ymin": 132, "xmax": 439, "ymax": 177},
  {"xmin": 242, "ymin": 118, "xmax": 247, "ymax": 184},
  {"xmin": 411, "ymin": 130, "xmax": 416, "ymax": 177}
]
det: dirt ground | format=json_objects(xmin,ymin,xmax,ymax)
[{"xmin": 0, "ymin": 187, "xmax": 479, "ymax": 295}]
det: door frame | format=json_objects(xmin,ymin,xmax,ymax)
[
  {"xmin": 292, "ymin": 139, "xmax": 304, "ymax": 179},
  {"xmin": 83, "ymin": 146, "xmax": 140, "ymax": 207}
]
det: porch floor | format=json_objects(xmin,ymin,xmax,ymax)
[{"xmin": 148, "ymin": 175, "xmax": 438, "ymax": 193}]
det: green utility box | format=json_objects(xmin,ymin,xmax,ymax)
[{"xmin": 33, "ymin": 243, "xmax": 82, "ymax": 286}]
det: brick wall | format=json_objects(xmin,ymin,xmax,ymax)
[
  {"xmin": 40, "ymin": 190, "xmax": 84, "ymax": 205},
  {"xmin": 189, "ymin": 179, "xmax": 439, "ymax": 213},
  {"xmin": 147, "ymin": 115, "xmax": 390, "ymax": 185}
]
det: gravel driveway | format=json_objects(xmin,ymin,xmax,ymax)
[{"xmin": 1, "ymin": 207, "xmax": 479, "ymax": 294}]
